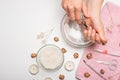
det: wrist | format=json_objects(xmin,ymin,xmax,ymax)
[{"xmin": 87, "ymin": 0, "xmax": 103, "ymax": 19}]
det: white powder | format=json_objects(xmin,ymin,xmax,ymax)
[
  {"xmin": 39, "ymin": 45, "xmax": 63, "ymax": 70},
  {"xmin": 61, "ymin": 14, "xmax": 93, "ymax": 47},
  {"xmin": 64, "ymin": 23, "xmax": 85, "ymax": 43}
]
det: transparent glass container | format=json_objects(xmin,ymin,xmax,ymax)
[
  {"xmin": 61, "ymin": 14, "xmax": 93, "ymax": 47},
  {"xmin": 36, "ymin": 44, "xmax": 64, "ymax": 72}
]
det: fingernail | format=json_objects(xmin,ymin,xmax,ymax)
[
  {"xmin": 89, "ymin": 26, "xmax": 92, "ymax": 29},
  {"xmin": 92, "ymin": 41, "xmax": 95, "ymax": 43},
  {"xmin": 102, "ymin": 42, "xmax": 105, "ymax": 45},
  {"xmin": 97, "ymin": 42, "xmax": 101, "ymax": 44},
  {"xmin": 93, "ymin": 29, "xmax": 95, "ymax": 33},
  {"xmin": 77, "ymin": 20, "xmax": 81, "ymax": 24},
  {"xmin": 70, "ymin": 17, "xmax": 75, "ymax": 21},
  {"xmin": 102, "ymin": 40, "xmax": 107, "ymax": 45}
]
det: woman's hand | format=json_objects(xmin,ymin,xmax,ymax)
[
  {"xmin": 83, "ymin": 0, "xmax": 107, "ymax": 45},
  {"xmin": 61, "ymin": 0, "xmax": 89, "ymax": 24}
]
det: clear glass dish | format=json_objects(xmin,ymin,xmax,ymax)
[
  {"xmin": 61, "ymin": 14, "xmax": 93, "ymax": 47},
  {"xmin": 36, "ymin": 44, "xmax": 64, "ymax": 72}
]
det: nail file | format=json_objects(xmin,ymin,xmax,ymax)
[
  {"xmin": 94, "ymin": 49, "xmax": 120, "ymax": 57},
  {"xmin": 83, "ymin": 60, "xmax": 106, "ymax": 80}
]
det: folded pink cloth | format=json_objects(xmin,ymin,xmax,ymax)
[{"xmin": 76, "ymin": 2, "xmax": 120, "ymax": 80}]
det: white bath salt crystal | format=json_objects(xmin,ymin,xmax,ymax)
[
  {"xmin": 65, "ymin": 23, "xmax": 85, "ymax": 43},
  {"xmin": 38, "ymin": 45, "xmax": 63, "ymax": 70}
]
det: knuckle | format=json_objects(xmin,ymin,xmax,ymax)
[
  {"xmin": 76, "ymin": 17, "xmax": 80, "ymax": 20},
  {"xmin": 84, "ymin": 30, "xmax": 87, "ymax": 34},
  {"xmin": 63, "ymin": 4, "xmax": 67, "ymax": 9},
  {"xmin": 68, "ymin": 6, "xmax": 74, "ymax": 11},
  {"xmin": 92, "ymin": 33, "xmax": 95, "ymax": 37},
  {"xmin": 76, "ymin": 20, "xmax": 81, "ymax": 24},
  {"xmin": 75, "ymin": 6, "xmax": 81, "ymax": 11},
  {"xmin": 92, "ymin": 35, "xmax": 94, "ymax": 39}
]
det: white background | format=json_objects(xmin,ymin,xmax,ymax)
[{"xmin": 0, "ymin": 0, "xmax": 120, "ymax": 80}]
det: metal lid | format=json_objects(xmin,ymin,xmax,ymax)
[{"xmin": 61, "ymin": 14, "xmax": 93, "ymax": 47}]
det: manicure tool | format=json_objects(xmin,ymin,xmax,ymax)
[
  {"xmin": 94, "ymin": 49, "xmax": 120, "ymax": 57},
  {"xmin": 81, "ymin": 16, "xmax": 106, "ymax": 45},
  {"xmin": 80, "ymin": 15, "xmax": 88, "ymax": 28},
  {"xmin": 69, "ymin": 16, "xmax": 88, "ymax": 29},
  {"xmin": 81, "ymin": 20, "xmax": 88, "ymax": 28},
  {"xmin": 96, "ymin": 59, "xmax": 118, "ymax": 71},
  {"xmin": 83, "ymin": 60, "xmax": 106, "ymax": 80}
]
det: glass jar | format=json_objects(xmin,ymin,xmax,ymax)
[
  {"xmin": 61, "ymin": 14, "xmax": 93, "ymax": 47},
  {"xmin": 36, "ymin": 44, "xmax": 64, "ymax": 72}
]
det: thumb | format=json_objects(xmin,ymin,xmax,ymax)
[{"xmin": 82, "ymin": 1, "xmax": 89, "ymax": 18}]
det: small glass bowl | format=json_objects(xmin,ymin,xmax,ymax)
[
  {"xmin": 36, "ymin": 44, "xmax": 64, "ymax": 72},
  {"xmin": 61, "ymin": 14, "xmax": 93, "ymax": 47}
]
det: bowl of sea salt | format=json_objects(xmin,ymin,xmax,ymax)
[{"xmin": 61, "ymin": 14, "xmax": 93, "ymax": 47}]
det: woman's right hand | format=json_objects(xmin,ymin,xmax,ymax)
[{"xmin": 61, "ymin": 0, "xmax": 89, "ymax": 24}]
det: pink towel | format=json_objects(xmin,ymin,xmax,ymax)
[{"xmin": 76, "ymin": 2, "xmax": 120, "ymax": 80}]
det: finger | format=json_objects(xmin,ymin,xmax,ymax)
[
  {"xmin": 90, "ymin": 29, "xmax": 96, "ymax": 43},
  {"xmin": 81, "ymin": 24, "xmax": 88, "ymax": 39},
  {"xmin": 75, "ymin": 6, "xmax": 81, "ymax": 24},
  {"xmin": 61, "ymin": 1, "xmax": 67, "ymax": 11},
  {"xmin": 68, "ymin": 4, "xmax": 75, "ymax": 21},
  {"xmin": 98, "ymin": 27, "xmax": 107, "ymax": 45},
  {"xmin": 82, "ymin": 28, "xmax": 88, "ymax": 39},
  {"xmin": 85, "ymin": 18, "xmax": 92, "ymax": 28},
  {"xmin": 61, "ymin": 1, "xmax": 69, "ymax": 16},
  {"xmin": 95, "ymin": 33, "xmax": 101, "ymax": 44},
  {"xmin": 87, "ymin": 27, "xmax": 92, "ymax": 40},
  {"xmin": 93, "ymin": 20, "xmax": 107, "ymax": 44},
  {"xmin": 82, "ymin": 1, "xmax": 89, "ymax": 18}
]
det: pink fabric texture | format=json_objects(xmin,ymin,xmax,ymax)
[{"xmin": 76, "ymin": 2, "xmax": 120, "ymax": 80}]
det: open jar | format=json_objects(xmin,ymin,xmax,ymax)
[
  {"xmin": 61, "ymin": 14, "xmax": 93, "ymax": 47},
  {"xmin": 36, "ymin": 44, "xmax": 64, "ymax": 72}
]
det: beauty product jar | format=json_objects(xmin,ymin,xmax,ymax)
[
  {"xmin": 61, "ymin": 14, "xmax": 93, "ymax": 47},
  {"xmin": 36, "ymin": 44, "xmax": 64, "ymax": 71}
]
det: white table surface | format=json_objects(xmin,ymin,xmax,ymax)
[{"xmin": 0, "ymin": 0, "xmax": 120, "ymax": 80}]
